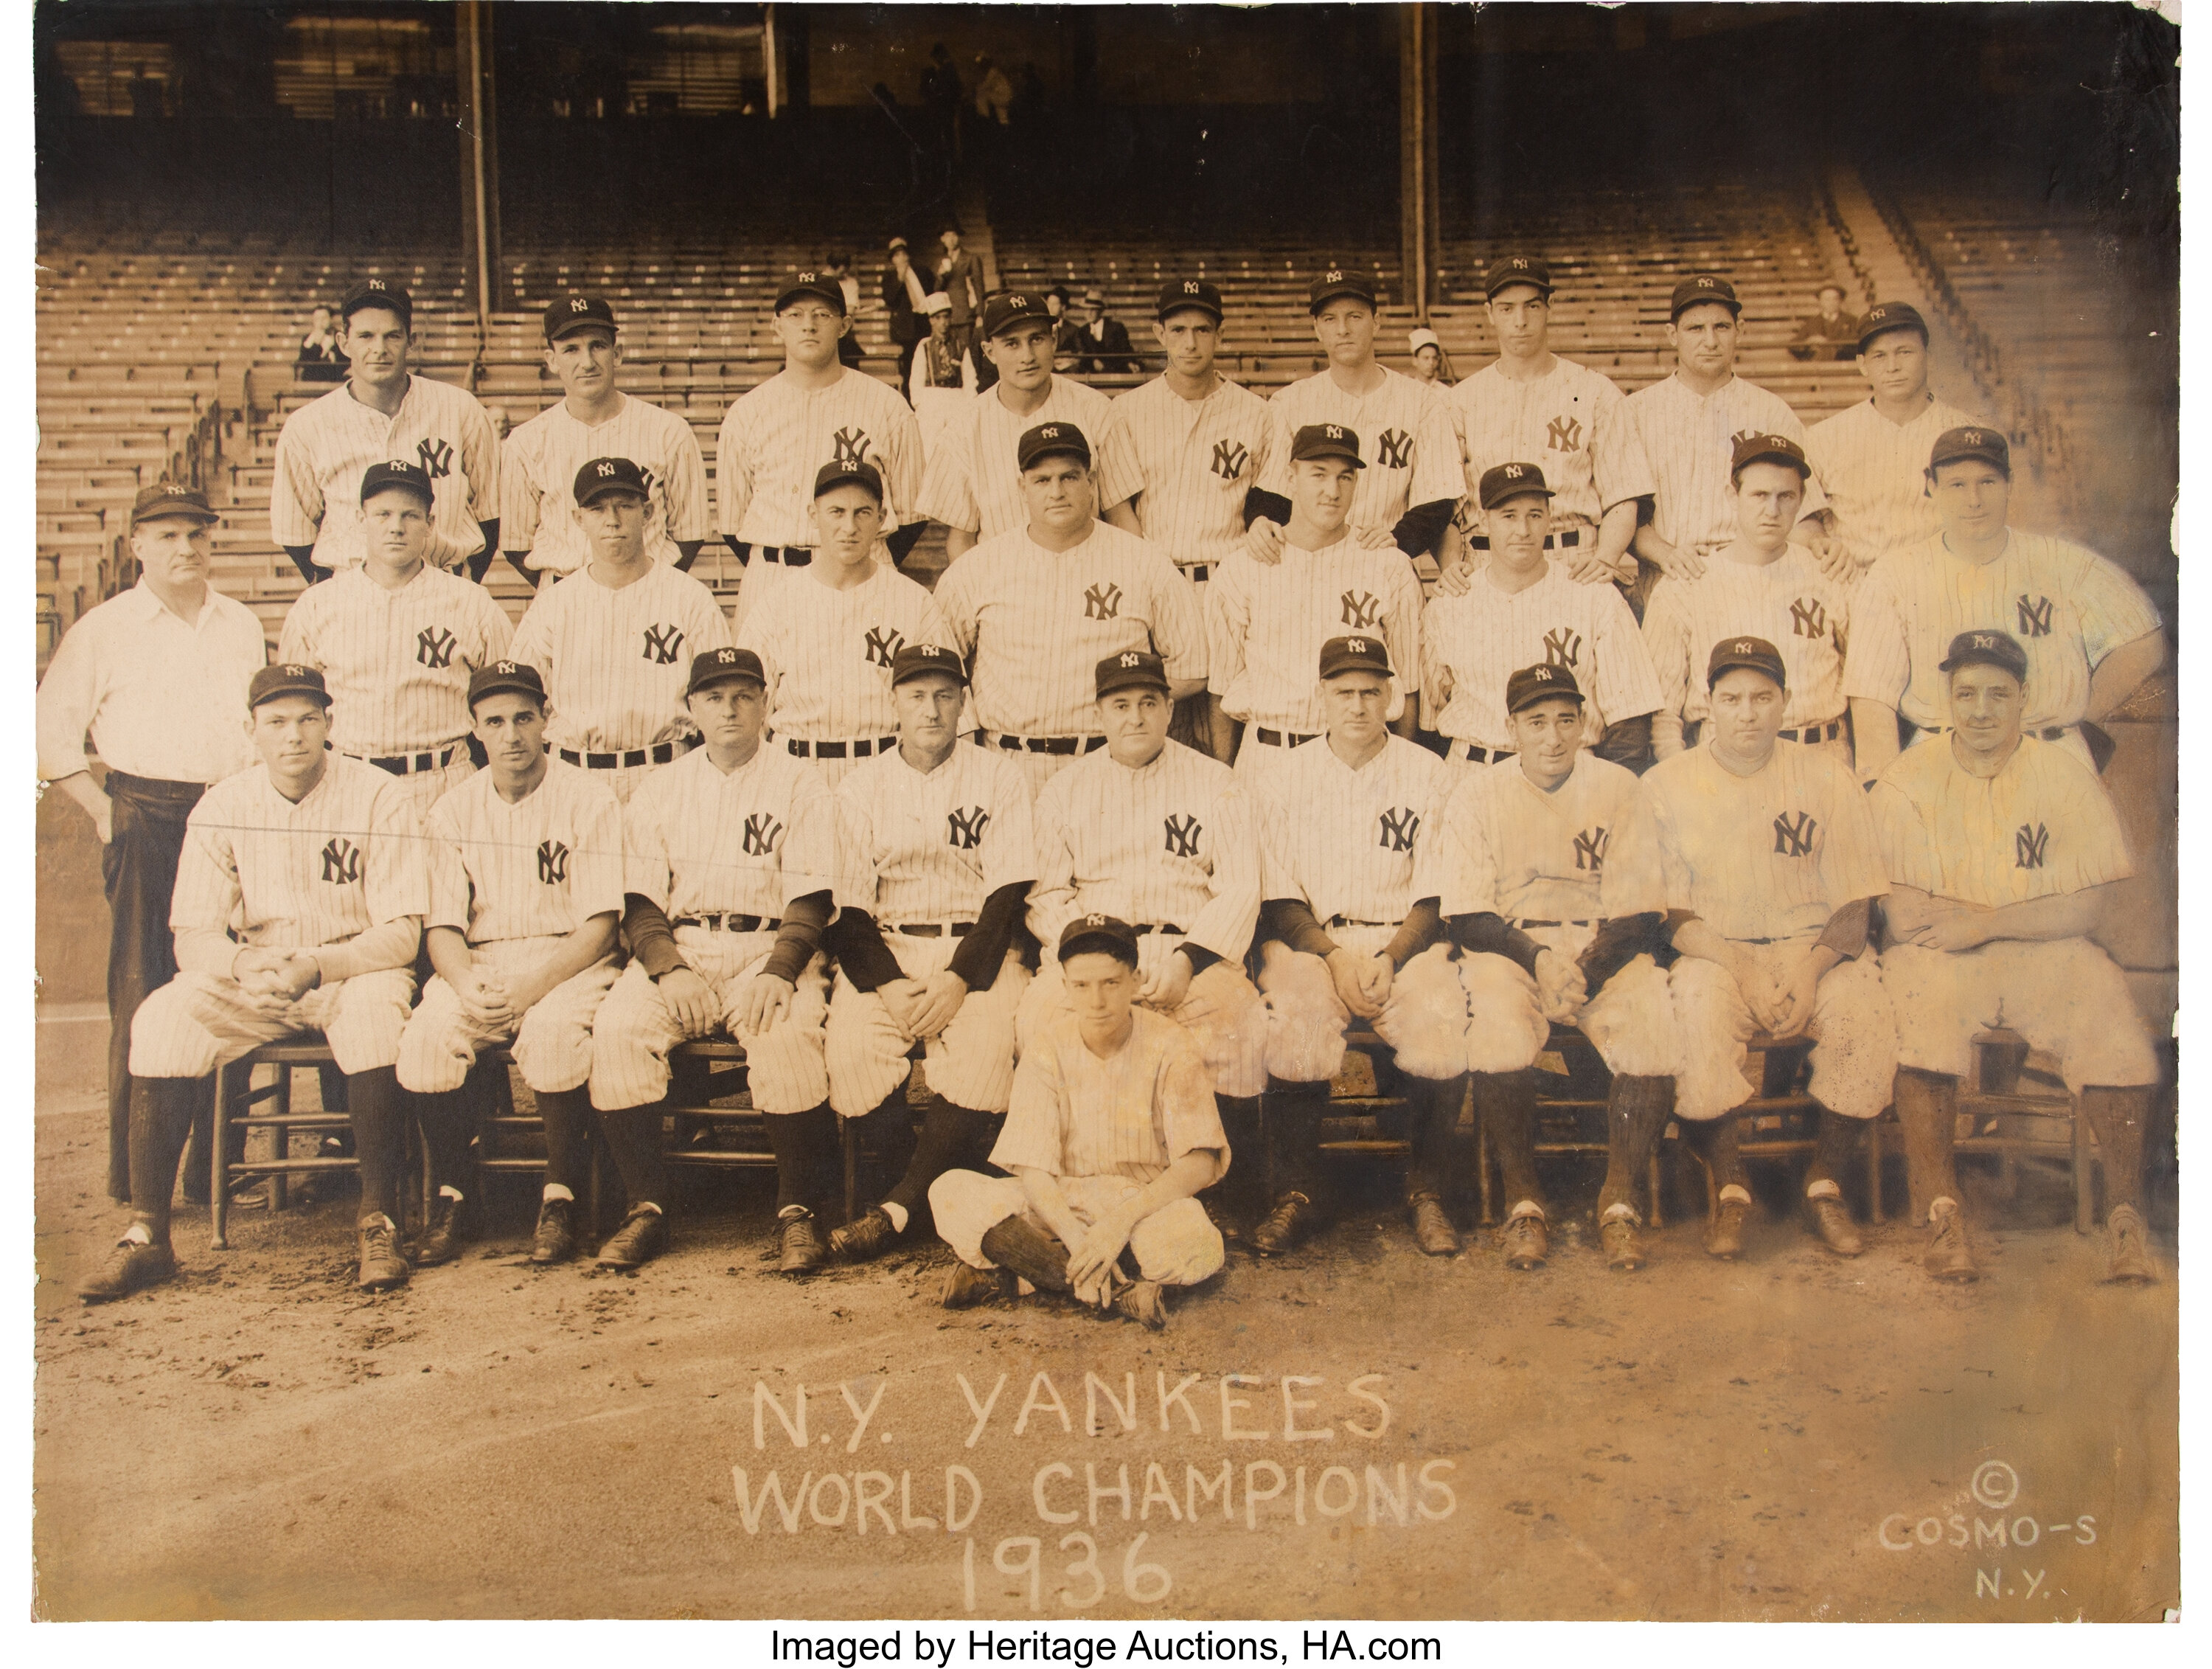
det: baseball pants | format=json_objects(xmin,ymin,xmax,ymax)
[
  {"xmin": 1458, "ymin": 921, "xmax": 1679, "ymax": 1078},
  {"xmin": 1881, "ymin": 937, "xmax": 2157, "ymax": 1093},
  {"xmin": 826, "ymin": 931, "xmax": 1028, "ymax": 1117},
  {"xmin": 589, "ymin": 929, "xmax": 830, "ymax": 1114},
  {"xmin": 397, "ymin": 938, "xmax": 617, "ymax": 1094},
  {"xmin": 561, "ymin": 757, "xmax": 672, "ymax": 806},
  {"xmin": 1018, "ymin": 940, "xmax": 1267, "ymax": 1098},
  {"xmin": 1671, "ymin": 940, "xmax": 1897, "ymax": 1123},
  {"xmin": 130, "ymin": 965, "xmax": 415, "ymax": 1078},
  {"xmin": 973, "ymin": 740, "xmax": 1090, "ymax": 800},
  {"xmin": 100, "ymin": 771, "xmax": 204, "ymax": 1199},
  {"xmin": 928, "ymin": 1170, "xmax": 1225, "ymax": 1287},
  {"xmin": 1255, "ymin": 929, "xmax": 1471, "ymax": 1083},
  {"xmin": 344, "ymin": 754, "xmax": 474, "ymax": 822}
]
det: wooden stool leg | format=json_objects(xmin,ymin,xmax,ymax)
[
  {"xmin": 2072, "ymin": 1096, "xmax": 2094, "ymax": 1235},
  {"xmin": 1257, "ymin": 1093, "xmax": 1276, "ymax": 1204},
  {"xmin": 1868, "ymin": 1117, "xmax": 1885, "ymax": 1225},
  {"xmin": 841, "ymin": 1116, "xmax": 859, "ymax": 1224},
  {"xmin": 271, "ymin": 1065, "xmax": 291, "ymax": 1214},
  {"xmin": 1475, "ymin": 1115, "xmax": 1495, "ymax": 1227},
  {"xmin": 1647, "ymin": 1149, "xmax": 1664, "ymax": 1229},
  {"xmin": 210, "ymin": 1060, "xmax": 235, "ymax": 1251}
]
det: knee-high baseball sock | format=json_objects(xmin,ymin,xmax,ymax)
[
  {"xmin": 345, "ymin": 1067, "xmax": 408, "ymax": 1221},
  {"xmin": 846, "ymin": 1089, "xmax": 918, "ymax": 1208},
  {"xmin": 1264, "ymin": 1078, "xmax": 1331, "ymax": 1202},
  {"xmin": 1410, "ymin": 1074, "xmax": 1473, "ymax": 1201},
  {"xmin": 1596, "ymin": 1075, "xmax": 1674, "ymax": 1219},
  {"xmin": 1804, "ymin": 1106, "xmax": 1862, "ymax": 1197},
  {"xmin": 979, "ymin": 1214, "xmax": 1073, "ymax": 1294},
  {"xmin": 1212, "ymin": 1094, "xmax": 1263, "ymax": 1208},
  {"xmin": 1893, "ymin": 1067, "xmax": 1960, "ymax": 1223},
  {"xmin": 406, "ymin": 1082, "xmax": 478, "ymax": 1201},
  {"xmin": 765, "ymin": 1103, "xmax": 839, "ymax": 1216},
  {"xmin": 2080, "ymin": 1086, "xmax": 2152, "ymax": 1212},
  {"xmin": 534, "ymin": 1086, "xmax": 595, "ymax": 1195},
  {"xmin": 886, "ymin": 1097, "xmax": 991, "ymax": 1221},
  {"xmin": 595, "ymin": 1102, "xmax": 670, "ymax": 1212},
  {"xmin": 128, "ymin": 1075, "xmax": 209, "ymax": 1242},
  {"xmin": 1468, "ymin": 1071, "xmax": 1537, "ymax": 1209},
  {"xmin": 1681, "ymin": 1112, "xmax": 1746, "ymax": 1194}
]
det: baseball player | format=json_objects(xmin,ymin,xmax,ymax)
[
  {"xmin": 1801, "ymin": 302, "xmax": 1988, "ymax": 578},
  {"xmin": 276, "ymin": 459, "xmax": 513, "ymax": 819},
  {"xmin": 395, "ymin": 660, "xmax": 623, "ymax": 1268},
  {"xmin": 1643, "ymin": 435, "xmax": 1852, "ymax": 766},
  {"xmin": 1248, "ymin": 636, "xmax": 1467, "ymax": 1258},
  {"xmin": 1872, "ymin": 629, "xmax": 2161, "ymax": 1285},
  {"xmin": 1207, "ymin": 423, "xmax": 1425, "ymax": 771},
  {"xmin": 507, "ymin": 457, "xmax": 733, "ymax": 803},
  {"xmin": 80, "ymin": 664, "xmax": 429, "ymax": 1301},
  {"xmin": 1447, "ymin": 255, "xmax": 1653, "ymax": 586},
  {"xmin": 734, "ymin": 459, "xmax": 953, "ymax": 787},
  {"xmin": 931, "ymin": 422, "xmax": 1206, "ymax": 796},
  {"xmin": 1623, "ymin": 274, "xmax": 1833, "ymax": 594},
  {"xmin": 586, "ymin": 647, "xmax": 842, "ymax": 1274},
  {"xmin": 1421, "ymin": 463, "xmax": 1662, "ymax": 772},
  {"xmin": 821, "ymin": 643, "xmax": 1035, "ymax": 1265},
  {"xmin": 917, "ymin": 290, "xmax": 1144, "ymax": 562},
  {"xmin": 1438, "ymin": 663, "xmax": 1680, "ymax": 1273},
  {"xmin": 928, "ymin": 913, "xmax": 1230, "ymax": 1329},
  {"xmin": 271, "ymin": 278, "xmax": 504, "ymax": 583},
  {"xmin": 715, "ymin": 270, "xmax": 927, "ymax": 593},
  {"xmin": 1243, "ymin": 268, "xmax": 1463, "ymax": 577},
  {"xmin": 1845, "ymin": 426, "xmax": 2164, "ymax": 782},
  {"xmin": 1607, "ymin": 636, "xmax": 1897, "ymax": 1260},
  {"xmin": 501, "ymin": 294, "xmax": 712, "ymax": 585}
]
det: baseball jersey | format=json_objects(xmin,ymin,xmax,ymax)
[
  {"xmin": 1113, "ymin": 373, "xmax": 1277, "ymax": 569},
  {"xmin": 1420, "ymin": 562, "xmax": 1662, "ymax": 746},
  {"xmin": 501, "ymin": 395, "xmax": 712, "ymax": 573},
  {"xmin": 1438, "ymin": 752, "xmax": 1645, "ymax": 924},
  {"xmin": 1258, "ymin": 734, "xmax": 1452, "ymax": 926},
  {"xmin": 271, "ymin": 375, "xmax": 503, "ymax": 572},
  {"xmin": 716, "ymin": 367, "xmax": 925, "ymax": 546},
  {"xmin": 1873, "ymin": 735, "xmax": 2132, "ymax": 908},
  {"xmin": 734, "ymin": 564, "xmax": 953, "ymax": 743},
  {"xmin": 1642, "ymin": 544, "xmax": 1851, "ymax": 732},
  {"xmin": 1607, "ymin": 741, "xmax": 1888, "ymax": 943},
  {"xmin": 1206, "ymin": 538, "xmax": 1422, "ymax": 730},
  {"xmin": 1258, "ymin": 367, "xmax": 1463, "ymax": 532},
  {"xmin": 837, "ymin": 743, "xmax": 1036, "ymax": 925},
  {"xmin": 425, "ymin": 760, "xmax": 625, "ymax": 944},
  {"xmin": 1029, "ymin": 740, "xmax": 1261, "ymax": 964},
  {"xmin": 991, "ymin": 1005, "xmax": 1227, "ymax": 1184},
  {"xmin": 1803, "ymin": 394, "xmax": 1984, "ymax": 571},
  {"xmin": 622, "ymin": 743, "xmax": 841, "ymax": 921},
  {"xmin": 931, "ymin": 521, "xmax": 1206, "ymax": 739},
  {"xmin": 276, "ymin": 563, "xmax": 514, "ymax": 754},
  {"xmin": 1621, "ymin": 372, "xmax": 1829, "ymax": 552},
  {"xmin": 1448, "ymin": 355, "xmax": 1653, "ymax": 532},
  {"xmin": 914, "ymin": 375, "xmax": 1141, "ymax": 538},
  {"xmin": 1843, "ymin": 530, "xmax": 2161, "ymax": 732},
  {"xmin": 173, "ymin": 755, "xmax": 425, "ymax": 952},
  {"xmin": 507, "ymin": 563, "xmax": 733, "ymax": 754}
]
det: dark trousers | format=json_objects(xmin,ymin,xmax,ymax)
[{"xmin": 102, "ymin": 772, "xmax": 205, "ymax": 1202}]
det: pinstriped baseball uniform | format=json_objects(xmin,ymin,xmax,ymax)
[
  {"xmin": 1843, "ymin": 531, "xmax": 2160, "ymax": 749},
  {"xmin": 824, "ymin": 743, "xmax": 1037, "ymax": 1117},
  {"xmin": 1621, "ymin": 373, "xmax": 1829, "ymax": 552},
  {"xmin": 1419, "ymin": 563, "xmax": 1662, "ymax": 753},
  {"xmin": 502, "ymin": 394, "xmax": 712, "ymax": 574},
  {"xmin": 271, "ymin": 377, "xmax": 503, "ymax": 572},
  {"xmin": 1642, "ymin": 544, "xmax": 1852, "ymax": 739},
  {"xmin": 914, "ymin": 377, "xmax": 1141, "ymax": 537},
  {"xmin": 1803, "ymin": 395, "xmax": 1984, "ymax": 572},
  {"xmin": 1257, "ymin": 368, "xmax": 1463, "ymax": 532},
  {"xmin": 1113, "ymin": 373, "xmax": 1276, "ymax": 575},
  {"xmin": 1206, "ymin": 540, "xmax": 1422, "ymax": 745},
  {"xmin": 715, "ymin": 367, "xmax": 925, "ymax": 546},
  {"xmin": 589, "ymin": 745, "xmax": 841, "ymax": 1116},
  {"xmin": 1447, "ymin": 357, "xmax": 1652, "ymax": 540}
]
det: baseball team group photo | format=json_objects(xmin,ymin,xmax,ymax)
[{"xmin": 26, "ymin": 0, "xmax": 2181, "ymax": 1626}]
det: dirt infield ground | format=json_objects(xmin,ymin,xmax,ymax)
[{"xmin": 31, "ymin": 1002, "xmax": 2177, "ymax": 1623}]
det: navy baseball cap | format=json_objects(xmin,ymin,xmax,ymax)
[
  {"xmin": 1058, "ymin": 912, "xmax": 1141, "ymax": 968},
  {"xmin": 1729, "ymin": 432, "xmax": 1811, "ymax": 480},
  {"xmin": 1856, "ymin": 301, "xmax": 1929, "ymax": 352},
  {"xmin": 1018, "ymin": 421, "xmax": 1091, "ymax": 471},
  {"xmin": 1707, "ymin": 636, "xmax": 1787, "ymax": 690},
  {"xmin": 813, "ymin": 458, "xmax": 885, "ymax": 502},
  {"xmin": 1506, "ymin": 662, "xmax": 1586, "ymax": 715},
  {"xmin": 687, "ymin": 646, "xmax": 765, "ymax": 695},
  {"xmin": 1484, "ymin": 254, "xmax": 1554, "ymax": 298},
  {"xmin": 249, "ymin": 662, "xmax": 330, "ymax": 710},
  {"xmin": 1290, "ymin": 423, "xmax": 1364, "ymax": 467},
  {"xmin": 1157, "ymin": 278, "xmax": 1224, "ymax": 322},
  {"xmin": 360, "ymin": 458, "xmax": 435, "ymax": 507},
  {"xmin": 1938, "ymin": 629, "xmax": 2029, "ymax": 681},
  {"xmin": 545, "ymin": 294, "xmax": 617, "ymax": 341},
  {"xmin": 981, "ymin": 290, "xmax": 1054, "ymax": 339},
  {"xmin": 1669, "ymin": 274, "xmax": 1740, "ymax": 321},
  {"xmin": 1096, "ymin": 649, "xmax": 1171, "ymax": 699},
  {"xmin": 130, "ymin": 480, "xmax": 218, "ymax": 526},
  {"xmin": 1928, "ymin": 425, "xmax": 2011, "ymax": 476},
  {"xmin": 1319, "ymin": 635, "xmax": 1394, "ymax": 680},
  {"xmin": 1309, "ymin": 266, "xmax": 1377, "ymax": 312},
  {"xmin": 775, "ymin": 269, "xmax": 846, "ymax": 314},
  {"xmin": 891, "ymin": 643, "xmax": 967, "ymax": 688},
  {"xmin": 467, "ymin": 659, "xmax": 547, "ymax": 711},
  {"xmin": 339, "ymin": 277, "xmax": 413, "ymax": 326},
  {"xmin": 574, "ymin": 457, "xmax": 650, "ymax": 505},
  {"xmin": 1478, "ymin": 461, "xmax": 1554, "ymax": 510}
]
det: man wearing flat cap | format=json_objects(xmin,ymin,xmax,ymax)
[{"xmin": 1074, "ymin": 286, "xmax": 1138, "ymax": 376}]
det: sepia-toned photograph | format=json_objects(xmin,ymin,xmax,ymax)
[{"xmin": 27, "ymin": 0, "xmax": 2180, "ymax": 1625}]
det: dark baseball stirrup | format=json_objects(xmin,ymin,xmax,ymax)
[
  {"xmin": 559, "ymin": 738, "xmax": 696, "ymax": 769},
  {"xmin": 1253, "ymin": 727, "xmax": 1318, "ymax": 747},
  {"xmin": 786, "ymin": 735, "xmax": 898, "ymax": 760},
  {"xmin": 672, "ymin": 914, "xmax": 783, "ymax": 932},
  {"xmin": 895, "ymin": 922, "xmax": 976, "ymax": 937}
]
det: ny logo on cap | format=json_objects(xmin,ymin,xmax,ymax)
[
  {"xmin": 1009, "ymin": 295, "xmax": 1028, "ymax": 308},
  {"xmin": 284, "ymin": 664, "xmax": 308, "ymax": 677},
  {"xmin": 387, "ymin": 458, "xmax": 411, "ymax": 471},
  {"xmin": 1326, "ymin": 268, "xmax": 1343, "ymax": 282},
  {"xmin": 1734, "ymin": 641, "xmax": 1756, "ymax": 654},
  {"xmin": 570, "ymin": 298, "xmax": 590, "ymax": 312},
  {"xmin": 1504, "ymin": 464, "xmax": 1524, "ymax": 478},
  {"xmin": 1119, "ymin": 653, "xmax": 1141, "ymax": 668},
  {"xmin": 1511, "ymin": 258, "xmax": 1529, "ymax": 270},
  {"xmin": 1695, "ymin": 277, "xmax": 1716, "ymax": 289},
  {"xmin": 1085, "ymin": 913, "xmax": 1107, "ymax": 928},
  {"xmin": 1040, "ymin": 426, "xmax": 1060, "ymax": 438},
  {"xmin": 1973, "ymin": 634, "xmax": 1997, "ymax": 650},
  {"xmin": 716, "ymin": 648, "xmax": 736, "ymax": 664},
  {"xmin": 495, "ymin": 661, "xmax": 518, "ymax": 675},
  {"xmin": 1183, "ymin": 280, "xmax": 1201, "ymax": 294},
  {"xmin": 1964, "ymin": 430, "xmax": 1983, "ymax": 446},
  {"xmin": 1324, "ymin": 425, "xmax": 1343, "ymax": 439},
  {"xmin": 1346, "ymin": 638, "xmax": 1368, "ymax": 654},
  {"xmin": 366, "ymin": 279, "xmax": 387, "ymax": 291},
  {"xmin": 597, "ymin": 462, "xmax": 617, "ymax": 477},
  {"xmin": 1531, "ymin": 666, "xmax": 1553, "ymax": 681},
  {"xmin": 799, "ymin": 271, "xmax": 817, "ymax": 283}
]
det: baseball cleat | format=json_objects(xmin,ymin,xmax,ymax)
[
  {"xmin": 2103, "ymin": 1204, "xmax": 2156, "ymax": 1285},
  {"xmin": 1410, "ymin": 1193, "xmax": 1461, "ymax": 1257},
  {"xmin": 1923, "ymin": 1204, "xmax": 1979, "ymax": 1282},
  {"xmin": 1249, "ymin": 1192, "xmax": 1318, "ymax": 1256},
  {"xmin": 1500, "ymin": 1210, "xmax": 1549, "ymax": 1270},
  {"xmin": 414, "ymin": 1193, "xmax": 474, "ymax": 1267},
  {"xmin": 829, "ymin": 1206, "xmax": 900, "ymax": 1263},
  {"xmin": 530, "ymin": 1197, "xmax": 577, "ymax": 1265},
  {"xmin": 1704, "ymin": 1197, "xmax": 1750, "ymax": 1260},
  {"xmin": 941, "ymin": 1261, "xmax": 1005, "ymax": 1309},
  {"xmin": 79, "ymin": 1238, "xmax": 176, "ymax": 1303},
  {"xmin": 1806, "ymin": 1196, "xmax": 1863, "ymax": 1257},
  {"xmin": 778, "ymin": 1210, "xmax": 827, "ymax": 1274},
  {"xmin": 1111, "ymin": 1278, "xmax": 1169, "ymax": 1330},
  {"xmin": 1601, "ymin": 1216, "xmax": 1646, "ymax": 1271},
  {"xmin": 596, "ymin": 1204, "xmax": 669, "ymax": 1269},
  {"xmin": 356, "ymin": 1214, "xmax": 411, "ymax": 1291}
]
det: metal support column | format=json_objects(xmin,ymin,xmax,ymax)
[
  {"xmin": 456, "ymin": 0, "xmax": 503, "ymax": 336},
  {"xmin": 1398, "ymin": 3, "xmax": 1440, "ymax": 319}
]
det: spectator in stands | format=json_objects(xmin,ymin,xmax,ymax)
[
  {"xmin": 487, "ymin": 406, "xmax": 511, "ymax": 441},
  {"xmin": 1791, "ymin": 285, "xmax": 1862, "ymax": 362},
  {"xmin": 296, "ymin": 305, "xmax": 348, "ymax": 384},
  {"xmin": 1075, "ymin": 288, "xmax": 1138, "ymax": 375},
  {"xmin": 921, "ymin": 44, "xmax": 963, "ymax": 162},
  {"xmin": 909, "ymin": 292, "xmax": 975, "ymax": 454},
  {"xmin": 883, "ymin": 237, "xmax": 930, "ymax": 396},
  {"xmin": 1045, "ymin": 287, "xmax": 1083, "ymax": 369},
  {"xmin": 826, "ymin": 254, "xmax": 866, "ymax": 369},
  {"xmin": 1407, "ymin": 327, "xmax": 1455, "ymax": 387},
  {"xmin": 936, "ymin": 225, "xmax": 986, "ymax": 365},
  {"xmin": 974, "ymin": 55, "xmax": 1014, "ymax": 125}
]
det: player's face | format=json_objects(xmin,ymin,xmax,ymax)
[
  {"xmin": 1729, "ymin": 462, "xmax": 1806, "ymax": 551},
  {"xmin": 1668, "ymin": 304, "xmax": 1739, "ymax": 377},
  {"xmin": 546, "ymin": 326, "xmax": 621, "ymax": 398},
  {"xmin": 1930, "ymin": 460, "xmax": 2011, "ymax": 544},
  {"xmin": 1312, "ymin": 300, "xmax": 1377, "ymax": 367},
  {"xmin": 247, "ymin": 695, "xmax": 332, "ymax": 786},
  {"xmin": 987, "ymin": 322, "xmax": 1057, "ymax": 392},
  {"xmin": 775, "ymin": 301, "xmax": 844, "ymax": 370},
  {"xmin": 1508, "ymin": 697, "xmax": 1587, "ymax": 786},
  {"xmin": 1154, "ymin": 310, "xmax": 1220, "ymax": 378},
  {"xmin": 1488, "ymin": 493, "xmax": 1551, "ymax": 570},
  {"xmin": 1022, "ymin": 455, "xmax": 1096, "ymax": 533},
  {"xmin": 1947, "ymin": 665, "xmax": 2026, "ymax": 753},
  {"xmin": 810, "ymin": 484, "xmax": 886, "ymax": 564},
  {"xmin": 1062, "ymin": 951, "xmax": 1140, "ymax": 1027},
  {"xmin": 1707, "ymin": 669, "xmax": 1787, "ymax": 757},
  {"xmin": 686, "ymin": 678, "xmax": 767, "ymax": 752},
  {"xmin": 1321, "ymin": 672, "xmax": 1391, "ymax": 748},
  {"xmin": 1858, "ymin": 330, "xmax": 1929, "ymax": 403},
  {"xmin": 1289, "ymin": 457, "xmax": 1359, "ymax": 532},
  {"xmin": 361, "ymin": 488, "xmax": 432, "ymax": 569},
  {"xmin": 472, "ymin": 692, "xmax": 549, "ymax": 777},
  {"xmin": 577, "ymin": 488, "xmax": 650, "ymax": 562},
  {"xmin": 894, "ymin": 672, "xmax": 965, "ymax": 749},
  {"xmin": 1098, "ymin": 687, "xmax": 1171, "ymax": 766},
  {"xmin": 130, "ymin": 516, "xmax": 213, "ymax": 588},
  {"xmin": 342, "ymin": 306, "xmax": 412, "ymax": 386},
  {"xmin": 1486, "ymin": 285, "xmax": 1550, "ymax": 355}
]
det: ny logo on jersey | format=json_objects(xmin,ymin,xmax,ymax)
[
  {"xmin": 863, "ymin": 625, "xmax": 905, "ymax": 667},
  {"xmin": 1789, "ymin": 597, "xmax": 1827, "ymax": 639},
  {"xmin": 1083, "ymin": 582, "xmax": 1123, "ymax": 621},
  {"xmin": 416, "ymin": 625, "xmax": 459, "ymax": 669},
  {"xmin": 1545, "ymin": 415, "xmax": 1582, "ymax": 453},
  {"xmin": 417, "ymin": 437, "xmax": 454, "ymax": 480},
  {"xmin": 1340, "ymin": 590, "xmax": 1382, "ymax": 630},
  {"xmin": 1377, "ymin": 807, "xmax": 1421, "ymax": 853},
  {"xmin": 1543, "ymin": 627, "xmax": 1583, "ymax": 668},
  {"xmin": 2017, "ymin": 594, "xmax": 2054, "ymax": 638},
  {"xmin": 1162, "ymin": 813, "xmax": 1203, "ymax": 858},
  {"xmin": 1374, "ymin": 428, "xmax": 1413, "ymax": 470},
  {"xmin": 641, "ymin": 623, "xmax": 686, "ymax": 665},
  {"xmin": 537, "ymin": 841, "xmax": 569, "ymax": 884},
  {"xmin": 320, "ymin": 837, "xmax": 361, "ymax": 885},
  {"xmin": 947, "ymin": 805, "xmax": 990, "ymax": 850},
  {"xmin": 742, "ymin": 813, "xmax": 783, "ymax": 857},
  {"xmin": 1211, "ymin": 439, "xmax": 1249, "ymax": 482},
  {"xmin": 832, "ymin": 426, "xmax": 871, "ymax": 469},
  {"xmin": 1771, "ymin": 811, "xmax": 1819, "ymax": 858},
  {"xmin": 1573, "ymin": 826, "xmax": 1609, "ymax": 872},
  {"xmin": 2016, "ymin": 822, "xmax": 2050, "ymax": 870}
]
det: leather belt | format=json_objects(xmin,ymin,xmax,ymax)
[
  {"xmin": 559, "ymin": 738, "xmax": 698, "ymax": 770},
  {"xmin": 1326, "ymin": 916, "xmax": 1394, "ymax": 929},
  {"xmin": 672, "ymin": 913, "xmax": 782, "ymax": 932},
  {"xmin": 1778, "ymin": 719, "xmax": 1846, "ymax": 744},
  {"xmin": 1450, "ymin": 741, "xmax": 1517, "ymax": 764},
  {"xmin": 736, "ymin": 541, "xmax": 813, "ymax": 569},
  {"xmin": 1253, "ymin": 727, "xmax": 1318, "ymax": 748},
  {"xmin": 1178, "ymin": 563, "xmax": 1211, "ymax": 583},
  {"xmin": 971, "ymin": 730, "xmax": 1108, "ymax": 756},
  {"xmin": 787, "ymin": 735, "xmax": 896, "ymax": 760},
  {"xmin": 895, "ymin": 921, "xmax": 975, "ymax": 937},
  {"xmin": 1470, "ymin": 530, "xmax": 1581, "ymax": 552},
  {"xmin": 1514, "ymin": 918, "xmax": 1595, "ymax": 929},
  {"xmin": 1133, "ymin": 923, "xmax": 1186, "ymax": 936},
  {"xmin": 350, "ymin": 745, "xmax": 461, "ymax": 777}
]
